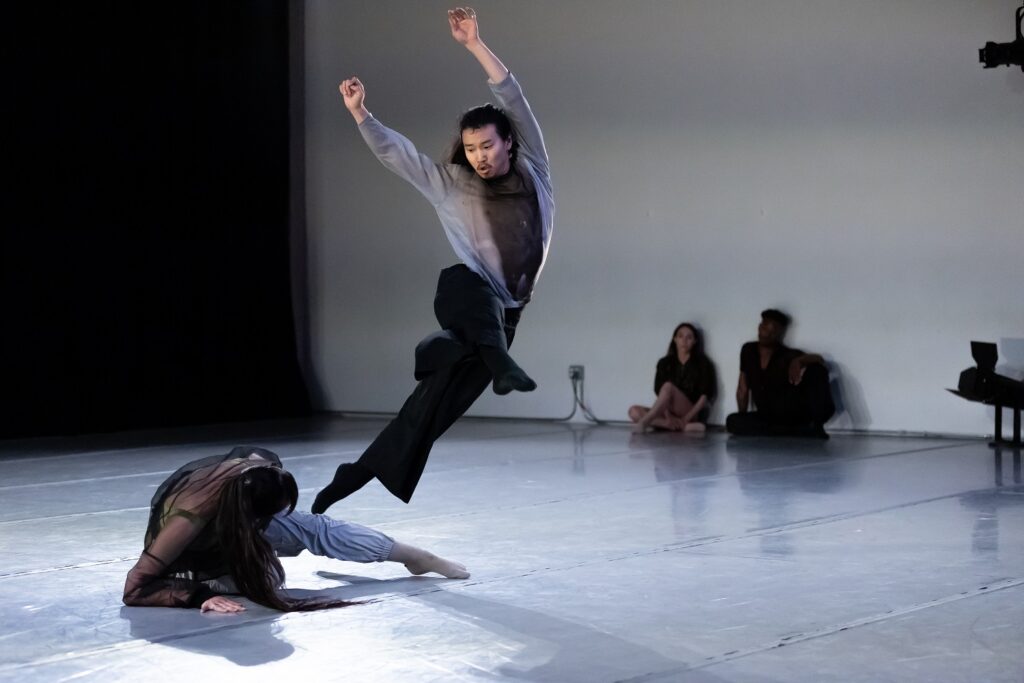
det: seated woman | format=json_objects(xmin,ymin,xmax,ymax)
[
  {"xmin": 123, "ymin": 446, "xmax": 469, "ymax": 614},
  {"xmin": 629, "ymin": 323, "xmax": 717, "ymax": 433}
]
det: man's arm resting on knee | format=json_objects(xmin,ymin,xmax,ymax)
[{"xmin": 788, "ymin": 353, "xmax": 826, "ymax": 385}]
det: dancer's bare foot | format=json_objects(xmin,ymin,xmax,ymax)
[
  {"xmin": 388, "ymin": 542, "xmax": 470, "ymax": 579},
  {"xmin": 632, "ymin": 421, "xmax": 651, "ymax": 434},
  {"xmin": 405, "ymin": 554, "xmax": 470, "ymax": 579}
]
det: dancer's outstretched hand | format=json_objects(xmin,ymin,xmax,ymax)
[
  {"xmin": 339, "ymin": 77, "xmax": 366, "ymax": 112},
  {"xmin": 200, "ymin": 596, "xmax": 246, "ymax": 613},
  {"xmin": 448, "ymin": 7, "xmax": 479, "ymax": 46}
]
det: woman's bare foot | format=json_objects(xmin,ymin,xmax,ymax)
[
  {"xmin": 388, "ymin": 542, "xmax": 470, "ymax": 579},
  {"xmin": 404, "ymin": 554, "xmax": 470, "ymax": 579}
]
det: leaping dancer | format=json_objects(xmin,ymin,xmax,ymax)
[{"xmin": 313, "ymin": 7, "xmax": 554, "ymax": 512}]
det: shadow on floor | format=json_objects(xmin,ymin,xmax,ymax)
[{"xmin": 313, "ymin": 571, "xmax": 733, "ymax": 682}]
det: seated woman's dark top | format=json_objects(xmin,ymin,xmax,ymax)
[{"xmin": 654, "ymin": 355, "xmax": 717, "ymax": 420}]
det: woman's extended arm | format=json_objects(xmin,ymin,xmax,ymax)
[{"xmin": 123, "ymin": 514, "xmax": 213, "ymax": 608}]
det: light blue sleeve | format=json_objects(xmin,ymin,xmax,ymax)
[
  {"xmin": 489, "ymin": 73, "xmax": 550, "ymax": 188},
  {"xmin": 359, "ymin": 116, "xmax": 456, "ymax": 207}
]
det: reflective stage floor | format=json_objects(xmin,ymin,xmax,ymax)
[{"xmin": 1, "ymin": 417, "xmax": 1022, "ymax": 682}]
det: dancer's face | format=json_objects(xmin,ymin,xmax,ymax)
[
  {"xmin": 461, "ymin": 124, "xmax": 512, "ymax": 179},
  {"xmin": 757, "ymin": 318, "xmax": 785, "ymax": 347},
  {"xmin": 674, "ymin": 326, "xmax": 696, "ymax": 353}
]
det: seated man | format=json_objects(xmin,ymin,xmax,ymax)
[{"xmin": 726, "ymin": 309, "xmax": 835, "ymax": 438}]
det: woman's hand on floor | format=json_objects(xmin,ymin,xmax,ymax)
[{"xmin": 201, "ymin": 596, "xmax": 246, "ymax": 613}]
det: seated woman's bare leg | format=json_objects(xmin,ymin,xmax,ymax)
[
  {"xmin": 628, "ymin": 405, "xmax": 650, "ymax": 423},
  {"xmin": 646, "ymin": 414, "xmax": 682, "ymax": 431},
  {"xmin": 636, "ymin": 384, "xmax": 693, "ymax": 433}
]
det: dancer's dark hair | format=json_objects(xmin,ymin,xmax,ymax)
[
  {"xmin": 760, "ymin": 308, "xmax": 792, "ymax": 329},
  {"xmin": 661, "ymin": 322, "xmax": 717, "ymax": 403},
  {"xmin": 665, "ymin": 322, "xmax": 706, "ymax": 360},
  {"xmin": 448, "ymin": 104, "xmax": 518, "ymax": 168},
  {"xmin": 215, "ymin": 466, "xmax": 356, "ymax": 612}
]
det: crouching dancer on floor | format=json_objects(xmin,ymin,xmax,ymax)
[
  {"xmin": 313, "ymin": 7, "xmax": 554, "ymax": 511},
  {"xmin": 123, "ymin": 447, "xmax": 468, "ymax": 614}
]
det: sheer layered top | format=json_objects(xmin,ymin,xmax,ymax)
[
  {"xmin": 122, "ymin": 447, "xmax": 281, "ymax": 608},
  {"xmin": 357, "ymin": 73, "xmax": 553, "ymax": 308}
]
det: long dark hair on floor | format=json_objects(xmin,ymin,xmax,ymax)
[{"xmin": 215, "ymin": 466, "xmax": 356, "ymax": 611}]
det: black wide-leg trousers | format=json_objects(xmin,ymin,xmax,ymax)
[{"xmin": 346, "ymin": 265, "xmax": 521, "ymax": 504}]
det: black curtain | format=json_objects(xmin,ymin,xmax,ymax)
[{"xmin": 2, "ymin": 2, "xmax": 310, "ymax": 438}]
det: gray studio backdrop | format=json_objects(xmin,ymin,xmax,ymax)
[{"xmin": 302, "ymin": 0, "xmax": 1023, "ymax": 435}]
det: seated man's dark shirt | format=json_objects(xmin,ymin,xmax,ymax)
[{"xmin": 739, "ymin": 341, "xmax": 803, "ymax": 418}]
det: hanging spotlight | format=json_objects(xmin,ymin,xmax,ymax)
[{"xmin": 979, "ymin": 3, "xmax": 1024, "ymax": 70}]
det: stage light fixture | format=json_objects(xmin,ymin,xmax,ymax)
[
  {"xmin": 979, "ymin": 3, "xmax": 1024, "ymax": 70},
  {"xmin": 948, "ymin": 341, "xmax": 1024, "ymax": 447}
]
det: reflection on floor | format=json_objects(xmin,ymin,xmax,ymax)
[{"xmin": 1, "ymin": 417, "xmax": 1023, "ymax": 682}]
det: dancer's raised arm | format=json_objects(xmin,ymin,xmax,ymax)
[
  {"xmin": 449, "ymin": 7, "xmax": 550, "ymax": 192},
  {"xmin": 340, "ymin": 77, "xmax": 369, "ymax": 125},
  {"xmin": 341, "ymin": 72, "xmax": 453, "ymax": 205},
  {"xmin": 448, "ymin": 7, "xmax": 509, "ymax": 84}
]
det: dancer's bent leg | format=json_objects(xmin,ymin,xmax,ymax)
[
  {"xmin": 313, "ymin": 307, "xmax": 523, "ymax": 512},
  {"xmin": 313, "ymin": 357, "xmax": 493, "ymax": 511},
  {"xmin": 726, "ymin": 411, "xmax": 772, "ymax": 436},
  {"xmin": 264, "ymin": 511, "xmax": 469, "ymax": 579},
  {"xmin": 480, "ymin": 344, "xmax": 536, "ymax": 394},
  {"xmin": 266, "ymin": 510, "xmax": 393, "ymax": 561},
  {"xmin": 800, "ymin": 364, "xmax": 836, "ymax": 426},
  {"xmin": 433, "ymin": 265, "xmax": 533, "ymax": 395}
]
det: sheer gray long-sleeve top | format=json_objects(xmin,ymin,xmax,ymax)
[{"xmin": 357, "ymin": 73, "xmax": 553, "ymax": 308}]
